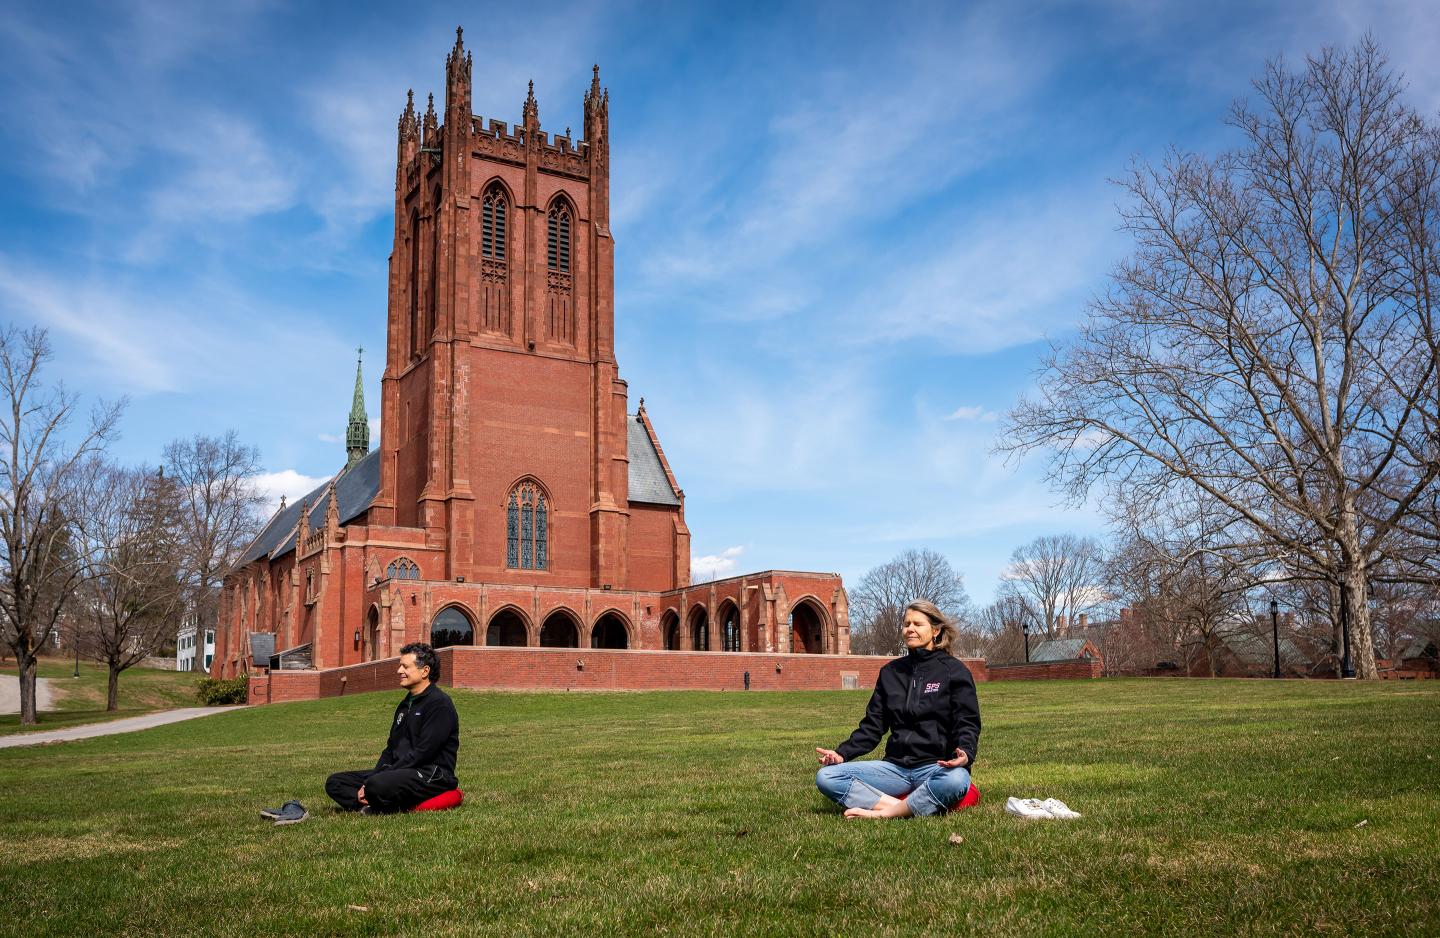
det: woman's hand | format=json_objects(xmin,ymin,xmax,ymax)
[
  {"xmin": 815, "ymin": 747, "xmax": 844, "ymax": 766},
  {"xmin": 936, "ymin": 748, "xmax": 969, "ymax": 768}
]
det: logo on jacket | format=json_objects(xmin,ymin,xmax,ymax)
[{"xmin": 924, "ymin": 682, "xmax": 942, "ymax": 693}]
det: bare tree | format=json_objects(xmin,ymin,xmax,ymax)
[
  {"xmin": 848, "ymin": 548, "xmax": 971, "ymax": 656},
  {"xmin": 996, "ymin": 534, "xmax": 1105, "ymax": 640},
  {"xmin": 976, "ymin": 593, "xmax": 1029, "ymax": 663},
  {"xmin": 73, "ymin": 463, "xmax": 185, "ymax": 710},
  {"xmin": 0, "ymin": 327, "xmax": 122, "ymax": 724},
  {"xmin": 1106, "ymin": 492, "xmax": 1259, "ymax": 676},
  {"xmin": 163, "ymin": 432, "xmax": 263, "ymax": 667},
  {"xmin": 1001, "ymin": 40, "xmax": 1440, "ymax": 678}
]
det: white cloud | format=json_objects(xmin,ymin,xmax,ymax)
[
  {"xmin": 943, "ymin": 405, "xmax": 999, "ymax": 423},
  {"xmin": 254, "ymin": 469, "xmax": 330, "ymax": 516},
  {"xmin": 692, "ymin": 545, "xmax": 745, "ymax": 581}
]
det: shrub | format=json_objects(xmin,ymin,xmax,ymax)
[{"xmin": 195, "ymin": 674, "xmax": 250, "ymax": 706}]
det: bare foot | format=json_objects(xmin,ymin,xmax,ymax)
[{"xmin": 844, "ymin": 795, "xmax": 913, "ymax": 820}]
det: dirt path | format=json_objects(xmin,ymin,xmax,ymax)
[
  {"xmin": 0, "ymin": 707, "xmax": 237, "ymax": 748},
  {"xmin": 0, "ymin": 674, "xmax": 55, "ymax": 715}
]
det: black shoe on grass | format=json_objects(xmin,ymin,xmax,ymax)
[
  {"xmin": 272, "ymin": 801, "xmax": 310, "ymax": 825},
  {"xmin": 260, "ymin": 799, "xmax": 304, "ymax": 821}
]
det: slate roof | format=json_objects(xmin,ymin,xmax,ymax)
[
  {"xmin": 627, "ymin": 413, "xmax": 681, "ymax": 506},
  {"xmin": 1217, "ymin": 626, "xmax": 1310, "ymax": 669},
  {"xmin": 1397, "ymin": 637, "xmax": 1438, "ymax": 660},
  {"xmin": 237, "ymin": 449, "xmax": 381, "ymax": 567},
  {"xmin": 1029, "ymin": 638, "xmax": 1092, "ymax": 662}
]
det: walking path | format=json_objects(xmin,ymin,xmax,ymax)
[
  {"xmin": 0, "ymin": 706, "xmax": 237, "ymax": 749},
  {"xmin": 0, "ymin": 674, "xmax": 54, "ymax": 714}
]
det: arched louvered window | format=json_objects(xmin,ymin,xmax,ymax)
[
  {"xmin": 547, "ymin": 203, "xmax": 571, "ymax": 272},
  {"xmin": 386, "ymin": 558, "xmax": 421, "ymax": 580},
  {"xmin": 506, "ymin": 480, "xmax": 548, "ymax": 570},
  {"xmin": 482, "ymin": 186, "xmax": 507, "ymax": 260},
  {"xmin": 408, "ymin": 210, "xmax": 421, "ymax": 356}
]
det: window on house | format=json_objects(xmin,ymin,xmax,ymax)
[{"xmin": 505, "ymin": 480, "xmax": 549, "ymax": 570}]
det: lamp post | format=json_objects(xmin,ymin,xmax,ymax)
[
  {"xmin": 1022, "ymin": 621, "xmax": 1031, "ymax": 663},
  {"xmin": 1270, "ymin": 599, "xmax": 1280, "ymax": 679},
  {"xmin": 1339, "ymin": 575, "xmax": 1355, "ymax": 680}
]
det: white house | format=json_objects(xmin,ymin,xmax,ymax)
[{"xmin": 176, "ymin": 610, "xmax": 215, "ymax": 674}]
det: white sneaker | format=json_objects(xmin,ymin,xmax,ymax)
[
  {"xmin": 1004, "ymin": 796, "xmax": 1054, "ymax": 820},
  {"xmin": 1039, "ymin": 798, "xmax": 1081, "ymax": 820}
]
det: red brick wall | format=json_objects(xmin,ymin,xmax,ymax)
[
  {"xmin": 986, "ymin": 659, "xmax": 1104, "ymax": 681},
  {"xmin": 249, "ymin": 650, "xmax": 992, "ymax": 701}
]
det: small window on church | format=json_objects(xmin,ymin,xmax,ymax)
[
  {"xmin": 506, "ymin": 481, "xmax": 549, "ymax": 571},
  {"xmin": 482, "ymin": 185, "xmax": 507, "ymax": 260},
  {"xmin": 547, "ymin": 203, "xmax": 571, "ymax": 272},
  {"xmin": 386, "ymin": 558, "xmax": 420, "ymax": 580}
]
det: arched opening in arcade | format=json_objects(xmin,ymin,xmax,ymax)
[
  {"xmin": 430, "ymin": 606, "xmax": 474, "ymax": 649},
  {"xmin": 789, "ymin": 600, "xmax": 826, "ymax": 654},
  {"xmin": 486, "ymin": 607, "xmax": 529, "ymax": 647},
  {"xmin": 661, "ymin": 610, "xmax": 680, "ymax": 650},
  {"xmin": 718, "ymin": 601, "xmax": 741, "ymax": 653},
  {"xmin": 540, "ymin": 610, "xmax": 580, "ymax": 648},
  {"xmin": 591, "ymin": 611, "xmax": 629, "ymax": 649},
  {"xmin": 688, "ymin": 606, "xmax": 710, "ymax": 651},
  {"xmin": 366, "ymin": 606, "xmax": 381, "ymax": 660}
]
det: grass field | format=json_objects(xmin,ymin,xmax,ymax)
[
  {"xmin": 1, "ymin": 678, "xmax": 1436, "ymax": 936},
  {"xmin": 0, "ymin": 659, "xmax": 201, "ymax": 735}
]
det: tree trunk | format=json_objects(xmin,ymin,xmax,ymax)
[
  {"xmin": 18, "ymin": 651, "xmax": 38, "ymax": 726},
  {"xmin": 106, "ymin": 665, "xmax": 120, "ymax": 711},
  {"xmin": 1343, "ymin": 567, "xmax": 1379, "ymax": 679}
]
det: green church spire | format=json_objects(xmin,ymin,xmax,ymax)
[{"xmin": 346, "ymin": 347, "xmax": 369, "ymax": 468}]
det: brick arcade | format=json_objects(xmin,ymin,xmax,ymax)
[{"xmin": 215, "ymin": 30, "xmax": 860, "ymax": 696}]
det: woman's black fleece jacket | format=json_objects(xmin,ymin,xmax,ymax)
[{"xmin": 835, "ymin": 648, "xmax": 981, "ymax": 769}]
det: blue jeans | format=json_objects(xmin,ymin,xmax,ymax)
[{"xmin": 816, "ymin": 760, "xmax": 972, "ymax": 816}]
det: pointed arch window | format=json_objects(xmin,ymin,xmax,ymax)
[
  {"xmin": 506, "ymin": 480, "xmax": 549, "ymax": 570},
  {"xmin": 386, "ymin": 558, "xmax": 421, "ymax": 580},
  {"xmin": 479, "ymin": 184, "xmax": 511, "ymax": 334},
  {"xmin": 409, "ymin": 210, "xmax": 421, "ymax": 357},
  {"xmin": 545, "ymin": 200, "xmax": 575, "ymax": 344},
  {"xmin": 482, "ymin": 186, "xmax": 507, "ymax": 260},
  {"xmin": 547, "ymin": 203, "xmax": 571, "ymax": 272}
]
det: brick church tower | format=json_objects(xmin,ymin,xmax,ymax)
[
  {"xmin": 372, "ymin": 31, "xmax": 664, "ymax": 591},
  {"xmin": 214, "ymin": 30, "xmax": 851, "ymax": 687}
]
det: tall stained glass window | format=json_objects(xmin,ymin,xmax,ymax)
[{"xmin": 505, "ymin": 481, "xmax": 548, "ymax": 571}]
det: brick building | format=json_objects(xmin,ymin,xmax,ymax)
[{"xmin": 213, "ymin": 30, "xmax": 849, "ymax": 681}]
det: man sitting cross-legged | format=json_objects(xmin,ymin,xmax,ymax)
[{"xmin": 324, "ymin": 642, "xmax": 460, "ymax": 814}]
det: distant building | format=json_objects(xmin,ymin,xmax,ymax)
[
  {"xmin": 1028, "ymin": 637, "xmax": 1101, "ymax": 664},
  {"xmin": 177, "ymin": 610, "xmax": 215, "ymax": 673}
]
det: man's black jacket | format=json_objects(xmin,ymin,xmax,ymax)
[
  {"xmin": 835, "ymin": 648, "xmax": 981, "ymax": 768},
  {"xmin": 375, "ymin": 683, "xmax": 460, "ymax": 780}
]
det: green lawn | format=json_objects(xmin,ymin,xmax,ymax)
[
  {"xmin": 1, "ymin": 658, "xmax": 203, "ymax": 735},
  {"xmin": 1, "ymin": 679, "xmax": 1436, "ymax": 936}
]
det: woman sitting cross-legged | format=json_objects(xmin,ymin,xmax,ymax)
[{"xmin": 815, "ymin": 599, "xmax": 980, "ymax": 819}]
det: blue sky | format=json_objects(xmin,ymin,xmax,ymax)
[{"xmin": 3, "ymin": 0, "xmax": 1437, "ymax": 605}]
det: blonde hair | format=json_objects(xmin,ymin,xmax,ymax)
[{"xmin": 905, "ymin": 599, "xmax": 956, "ymax": 652}]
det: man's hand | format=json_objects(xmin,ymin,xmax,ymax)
[
  {"xmin": 357, "ymin": 785, "xmax": 369, "ymax": 806},
  {"xmin": 936, "ymin": 748, "xmax": 970, "ymax": 768},
  {"xmin": 815, "ymin": 747, "xmax": 844, "ymax": 766}
]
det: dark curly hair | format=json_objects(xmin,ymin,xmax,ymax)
[{"xmin": 399, "ymin": 642, "xmax": 441, "ymax": 683}]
